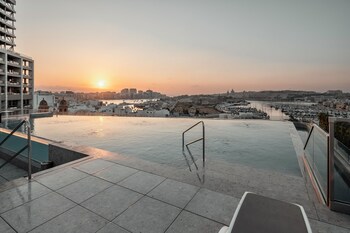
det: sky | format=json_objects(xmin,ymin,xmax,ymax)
[{"xmin": 14, "ymin": 0, "xmax": 350, "ymax": 95}]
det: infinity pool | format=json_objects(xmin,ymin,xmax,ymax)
[{"xmin": 14, "ymin": 116, "xmax": 300, "ymax": 176}]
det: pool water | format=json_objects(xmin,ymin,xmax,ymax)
[
  {"xmin": 24, "ymin": 116, "xmax": 301, "ymax": 176},
  {"xmin": 0, "ymin": 131, "xmax": 49, "ymax": 163}
]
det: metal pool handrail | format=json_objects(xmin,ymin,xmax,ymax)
[
  {"xmin": 0, "ymin": 119, "xmax": 32, "ymax": 180},
  {"xmin": 182, "ymin": 121, "xmax": 205, "ymax": 170}
]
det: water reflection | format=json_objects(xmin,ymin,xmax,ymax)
[{"xmin": 249, "ymin": 101, "xmax": 289, "ymax": 121}]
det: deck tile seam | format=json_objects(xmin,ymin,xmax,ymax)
[
  {"xmin": 34, "ymin": 172, "xmax": 90, "ymax": 191},
  {"xmin": 99, "ymin": 157, "xmax": 148, "ymax": 172},
  {"xmin": 26, "ymin": 202, "xmax": 78, "ymax": 233},
  {"xmin": 108, "ymin": 192, "xmax": 146, "ymax": 223},
  {"xmin": 144, "ymin": 176, "xmax": 168, "ymax": 195},
  {"xmin": 0, "ymin": 181, "xmax": 54, "ymax": 215},
  {"xmin": 106, "ymin": 169, "xmax": 143, "ymax": 184},
  {"xmin": 91, "ymin": 169, "xmax": 139, "ymax": 185},
  {"xmin": 162, "ymin": 187, "xmax": 203, "ymax": 233},
  {"xmin": 181, "ymin": 187, "xmax": 235, "ymax": 225},
  {"xmin": 162, "ymin": 209, "xmax": 183, "ymax": 233},
  {"xmin": 72, "ymin": 160, "xmax": 115, "ymax": 174},
  {"xmin": 0, "ymin": 215, "xmax": 18, "ymax": 233},
  {"xmin": 22, "ymin": 189, "xmax": 130, "ymax": 233},
  {"xmin": 55, "ymin": 179, "xmax": 114, "ymax": 205}
]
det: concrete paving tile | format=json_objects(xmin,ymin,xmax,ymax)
[
  {"xmin": 96, "ymin": 222, "xmax": 130, "ymax": 233},
  {"xmin": 185, "ymin": 188, "xmax": 239, "ymax": 225},
  {"xmin": 81, "ymin": 185, "xmax": 142, "ymax": 220},
  {"xmin": 1, "ymin": 192, "xmax": 76, "ymax": 233},
  {"xmin": 118, "ymin": 171, "xmax": 165, "ymax": 194},
  {"xmin": 94, "ymin": 164, "xmax": 138, "ymax": 184},
  {"xmin": 294, "ymin": 200, "xmax": 319, "ymax": 220},
  {"xmin": 148, "ymin": 179, "xmax": 199, "ymax": 208},
  {"xmin": 57, "ymin": 176, "xmax": 112, "ymax": 203},
  {"xmin": 309, "ymin": 219, "xmax": 350, "ymax": 233},
  {"xmin": 165, "ymin": 210, "xmax": 224, "ymax": 233},
  {"xmin": 0, "ymin": 181, "xmax": 51, "ymax": 213},
  {"xmin": 74, "ymin": 159, "xmax": 115, "ymax": 174},
  {"xmin": 268, "ymin": 173, "xmax": 305, "ymax": 187},
  {"xmin": 315, "ymin": 203, "xmax": 350, "ymax": 229},
  {"xmin": 0, "ymin": 217, "xmax": 15, "ymax": 233},
  {"xmin": 257, "ymin": 182, "xmax": 310, "ymax": 202},
  {"xmin": 114, "ymin": 196, "xmax": 181, "ymax": 233},
  {"xmin": 28, "ymin": 206, "xmax": 108, "ymax": 233},
  {"xmin": 36, "ymin": 168, "xmax": 88, "ymax": 190}
]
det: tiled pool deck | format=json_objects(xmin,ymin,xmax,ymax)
[
  {"xmin": 1, "ymin": 145, "xmax": 350, "ymax": 233},
  {"xmin": 0, "ymin": 158, "xmax": 27, "ymax": 184}
]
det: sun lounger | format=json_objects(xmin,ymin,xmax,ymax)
[{"xmin": 219, "ymin": 192, "xmax": 312, "ymax": 233}]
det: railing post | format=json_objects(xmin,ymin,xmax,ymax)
[
  {"xmin": 26, "ymin": 120, "xmax": 32, "ymax": 180},
  {"xmin": 328, "ymin": 117, "xmax": 335, "ymax": 208},
  {"xmin": 202, "ymin": 121, "xmax": 205, "ymax": 167},
  {"xmin": 182, "ymin": 132, "xmax": 185, "ymax": 153}
]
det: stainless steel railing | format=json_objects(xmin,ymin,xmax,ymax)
[
  {"xmin": 182, "ymin": 121, "xmax": 205, "ymax": 172},
  {"xmin": 0, "ymin": 119, "xmax": 32, "ymax": 179}
]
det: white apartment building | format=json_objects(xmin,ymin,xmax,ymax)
[{"xmin": 0, "ymin": 0, "xmax": 34, "ymax": 114}]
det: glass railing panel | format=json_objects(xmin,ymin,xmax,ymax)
[
  {"xmin": 312, "ymin": 126, "xmax": 328, "ymax": 196},
  {"xmin": 333, "ymin": 120, "xmax": 350, "ymax": 204},
  {"xmin": 304, "ymin": 127, "xmax": 314, "ymax": 167}
]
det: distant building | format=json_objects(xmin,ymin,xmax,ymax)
[
  {"xmin": 129, "ymin": 88, "xmax": 137, "ymax": 98},
  {"xmin": 327, "ymin": 90, "xmax": 343, "ymax": 95},
  {"xmin": 34, "ymin": 91, "xmax": 55, "ymax": 111},
  {"xmin": 38, "ymin": 99, "xmax": 49, "ymax": 112},
  {"xmin": 120, "ymin": 88, "xmax": 129, "ymax": 94},
  {"xmin": 58, "ymin": 98, "xmax": 68, "ymax": 112}
]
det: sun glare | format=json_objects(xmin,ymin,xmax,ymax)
[{"xmin": 97, "ymin": 80, "xmax": 106, "ymax": 88}]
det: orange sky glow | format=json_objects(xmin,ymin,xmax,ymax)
[{"xmin": 13, "ymin": 1, "xmax": 350, "ymax": 96}]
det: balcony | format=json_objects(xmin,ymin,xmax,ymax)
[
  {"xmin": 22, "ymin": 65, "xmax": 32, "ymax": 70},
  {"xmin": 8, "ymin": 81, "xmax": 20, "ymax": 87},
  {"xmin": 0, "ymin": 36, "xmax": 15, "ymax": 47},
  {"xmin": 0, "ymin": 0, "xmax": 16, "ymax": 13},
  {"xmin": 0, "ymin": 8, "xmax": 15, "ymax": 21},
  {"xmin": 0, "ymin": 17, "xmax": 15, "ymax": 30},
  {"xmin": 5, "ymin": 0, "xmax": 16, "ymax": 4},
  {"xmin": 23, "ymin": 94, "xmax": 32, "ymax": 100},
  {"xmin": 0, "ymin": 28, "xmax": 15, "ymax": 38},
  {"xmin": 7, "ymin": 60, "xmax": 20, "ymax": 67},
  {"xmin": 7, "ymin": 92, "xmax": 20, "ymax": 100},
  {"xmin": 8, "ymin": 70, "xmax": 20, "ymax": 77}
]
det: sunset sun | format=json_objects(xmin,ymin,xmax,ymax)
[{"xmin": 97, "ymin": 80, "xmax": 106, "ymax": 88}]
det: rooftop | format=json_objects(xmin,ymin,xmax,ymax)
[{"xmin": 0, "ymin": 142, "xmax": 350, "ymax": 233}]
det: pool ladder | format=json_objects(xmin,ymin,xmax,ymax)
[
  {"xmin": 182, "ymin": 121, "xmax": 205, "ymax": 182},
  {"xmin": 0, "ymin": 119, "xmax": 32, "ymax": 180}
]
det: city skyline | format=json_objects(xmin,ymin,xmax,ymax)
[{"xmin": 15, "ymin": 0, "xmax": 350, "ymax": 95}]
